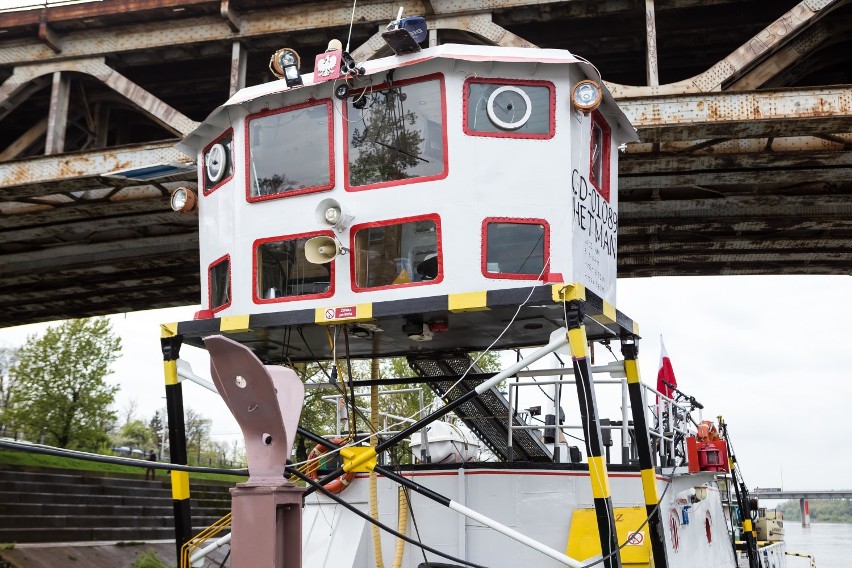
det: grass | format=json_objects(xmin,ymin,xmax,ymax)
[
  {"xmin": 0, "ymin": 448, "xmax": 245, "ymax": 483},
  {"xmin": 131, "ymin": 550, "xmax": 171, "ymax": 568}
]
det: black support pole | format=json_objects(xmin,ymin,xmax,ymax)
[
  {"xmin": 161, "ymin": 334, "xmax": 192, "ymax": 563},
  {"xmin": 621, "ymin": 338, "xmax": 669, "ymax": 568},
  {"xmin": 566, "ymin": 301, "xmax": 622, "ymax": 568}
]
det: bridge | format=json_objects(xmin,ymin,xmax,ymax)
[
  {"xmin": 751, "ymin": 488, "xmax": 852, "ymax": 527},
  {"xmin": 1, "ymin": 0, "xmax": 851, "ymax": 326}
]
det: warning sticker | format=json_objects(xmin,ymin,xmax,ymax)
[{"xmin": 324, "ymin": 306, "xmax": 357, "ymax": 321}]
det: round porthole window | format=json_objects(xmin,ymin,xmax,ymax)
[
  {"xmin": 205, "ymin": 143, "xmax": 228, "ymax": 183},
  {"xmin": 486, "ymin": 86, "xmax": 532, "ymax": 130}
]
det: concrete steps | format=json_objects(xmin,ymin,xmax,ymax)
[{"xmin": 0, "ymin": 468, "xmax": 234, "ymax": 544}]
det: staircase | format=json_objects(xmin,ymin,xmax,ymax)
[{"xmin": 0, "ymin": 468, "xmax": 233, "ymax": 543}]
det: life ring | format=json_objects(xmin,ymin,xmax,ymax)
[{"xmin": 307, "ymin": 437, "xmax": 356, "ymax": 494}]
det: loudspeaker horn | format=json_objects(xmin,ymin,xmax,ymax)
[
  {"xmin": 305, "ymin": 236, "xmax": 345, "ymax": 264},
  {"xmin": 315, "ymin": 198, "xmax": 354, "ymax": 231}
]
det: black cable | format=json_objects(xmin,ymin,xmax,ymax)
[
  {"xmin": 216, "ymin": 548, "xmax": 230, "ymax": 568},
  {"xmin": 297, "ymin": 326, "xmax": 334, "ymax": 382},
  {"xmin": 342, "ymin": 326, "xmax": 358, "ymax": 435},
  {"xmin": 289, "ymin": 467, "xmax": 489, "ymax": 568}
]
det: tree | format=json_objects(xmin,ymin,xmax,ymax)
[
  {"xmin": 184, "ymin": 407, "xmax": 212, "ymax": 465},
  {"xmin": 7, "ymin": 318, "xmax": 121, "ymax": 449},
  {"xmin": 118, "ymin": 419, "xmax": 155, "ymax": 451},
  {"xmin": 0, "ymin": 346, "xmax": 18, "ymax": 436}
]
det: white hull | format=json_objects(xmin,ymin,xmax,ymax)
[{"xmin": 303, "ymin": 465, "xmax": 745, "ymax": 568}]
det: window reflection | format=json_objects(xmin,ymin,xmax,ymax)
[
  {"xmin": 354, "ymin": 218, "xmax": 440, "ymax": 289},
  {"xmin": 485, "ymin": 221, "xmax": 546, "ymax": 277},
  {"xmin": 347, "ymin": 76, "xmax": 445, "ymax": 188},
  {"xmin": 590, "ymin": 121, "xmax": 604, "ymax": 188},
  {"xmin": 209, "ymin": 256, "xmax": 231, "ymax": 310},
  {"xmin": 256, "ymin": 235, "xmax": 333, "ymax": 300},
  {"xmin": 247, "ymin": 101, "xmax": 332, "ymax": 200}
]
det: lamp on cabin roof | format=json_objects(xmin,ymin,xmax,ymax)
[
  {"xmin": 270, "ymin": 47, "xmax": 303, "ymax": 87},
  {"xmin": 571, "ymin": 79, "xmax": 603, "ymax": 114}
]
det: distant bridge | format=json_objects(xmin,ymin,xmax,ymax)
[
  {"xmin": 751, "ymin": 489, "xmax": 852, "ymax": 500},
  {"xmin": 750, "ymin": 488, "xmax": 852, "ymax": 527}
]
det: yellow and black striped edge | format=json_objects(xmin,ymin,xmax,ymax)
[
  {"xmin": 170, "ymin": 282, "xmax": 639, "ymax": 340},
  {"xmin": 162, "ymin": 337, "xmax": 192, "ymax": 557},
  {"xmin": 566, "ymin": 321, "xmax": 621, "ymax": 568},
  {"xmin": 623, "ymin": 342, "xmax": 669, "ymax": 568}
]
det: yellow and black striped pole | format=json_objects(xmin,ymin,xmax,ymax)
[
  {"xmin": 565, "ymin": 302, "xmax": 621, "ymax": 568},
  {"xmin": 621, "ymin": 338, "xmax": 669, "ymax": 568},
  {"xmin": 161, "ymin": 331, "xmax": 192, "ymax": 562}
]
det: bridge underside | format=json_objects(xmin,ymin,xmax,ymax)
[{"xmin": 1, "ymin": 0, "xmax": 850, "ymax": 326}]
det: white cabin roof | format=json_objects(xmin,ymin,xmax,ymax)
[{"xmin": 179, "ymin": 44, "xmax": 637, "ymax": 156}]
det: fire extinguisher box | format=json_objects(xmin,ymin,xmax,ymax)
[{"xmin": 686, "ymin": 437, "xmax": 730, "ymax": 473}]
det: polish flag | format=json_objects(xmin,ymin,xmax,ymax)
[{"xmin": 657, "ymin": 336, "xmax": 677, "ymax": 399}]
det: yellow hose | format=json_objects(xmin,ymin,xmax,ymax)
[
  {"xmin": 369, "ymin": 360, "xmax": 386, "ymax": 568},
  {"xmin": 394, "ymin": 486, "xmax": 409, "ymax": 567},
  {"xmin": 368, "ymin": 358, "xmax": 409, "ymax": 568}
]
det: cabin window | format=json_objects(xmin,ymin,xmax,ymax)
[
  {"xmin": 254, "ymin": 232, "xmax": 334, "ymax": 302},
  {"xmin": 482, "ymin": 218, "xmax": 549, "ymax": 279},
  {"xmin": 351, "ymin": 215, "xmax": 442, "ymax": 290},
  {"xmin": 589, "ymin": 110, "xmax": 611, "ymax": 202},
  {"xmin": 246, "ymin": 100, "xmax": 334, "ymax": 201},
  {"xmin": 464, "ymin": 79, "xmax": 555, "ymax": 139},
  {"xmin": 345, "ymin": 74, "xmax": 446, "ymax": 190},
  {"xmin": 202, "ymin": 129, "xmax": 234, "ymax": 194},
  {"xmin": 208, "ymin": 255, "xmax": 231, "ymax": 312}
]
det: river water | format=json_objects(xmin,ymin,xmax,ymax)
[{"xmin": 782, "ymin": 521, "xmax": 852, "ymax": 568}]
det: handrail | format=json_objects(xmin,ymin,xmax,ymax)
[{"xmin": 505, "ymin": 366, "xmax": 700, "ymax": 467}]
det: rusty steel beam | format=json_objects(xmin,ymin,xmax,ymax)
[
  {"xmin": 352, "ymin": 13, "xmax": 538, "ymax": 61},
  {"xmin": 0, "ymin": 58, "xmax": 198, "ymax": 136},
  {"xmin": 0, "ymin": 195, "xmax": 179, "ymax": 229},
  {"xmin": 0, "ymin": 0, "xmax": 216, "ymax": 28},
  {"xmin": 620, "ymin": 194, "xmax": 852, "ymax": 220},
  {"xmin": 44, "ymin": 71, "xmax": 70, "ymax": 155},
  {"xmin": 619, "ymin": 237, "xmax": 852, "ymax": 254},
  {"xmin": 621, "ymin": 149, "xmax": 852, "ymax": 174},
  {"xmin": 0, "ymin": 117, "xmax": 48, "ymax": 161},
  {"xmin": 620, "ymin": 85, "xmax": 852, "ymax": 142},
  {"xmin": 0, "ymin": 140, "xmax": 190, "ymax": 192},
  {"xmin": 607, "ymin": 0, "xmax": 842, "ymax": 98},
  {"xmin": 620, "ymin": 166, "xmax": 852, "ymax": 189},
  {"xmin": 0, "ymin": 0, "xmax": 556, "ymax": 67},
  {"xmin": 0, "ymin": 234, "xmax": 198, "ymax": 276},
  {"xmin": 620, "ymin": 263, "xmax": 852, "ymax": 278}
]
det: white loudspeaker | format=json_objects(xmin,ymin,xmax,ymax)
[
  {"xmin": 315, "ymin": 198, "xmax": 354, "ymax": 232},
  {"xmin": 305, "ymin": 236, "xmax": 344, "ymax": 264}
]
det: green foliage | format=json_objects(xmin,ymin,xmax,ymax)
[
  {"xmin": 777, "ymin": 499, "xmax": 852, "ymax": 523},
  {"xmin": 118, "ymin": 419, "xmax": 155, "ymax": 451},
  {"xmin": 7, "ymin": 318, "xmax": 120, "ymax": 449},
  {"xmin": 0, "ymin": 346, "xmax": 18, "ymax": 435},
  {"xmin": 130, "ymin": 550, "xmax": 170, "ymax": 568}
]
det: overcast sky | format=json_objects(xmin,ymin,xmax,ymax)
[{"xmin": 1, "ymin": 274, "xmax": 849, "ymax": 491}]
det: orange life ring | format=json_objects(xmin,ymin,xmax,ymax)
[{"xmin": 307, "ymin": 437, "xmax": 356, "ymax": 494}]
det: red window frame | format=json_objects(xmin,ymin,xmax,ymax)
[
  {"xmin": 589, "ymin": 109, "xmax": 612, "ymax": 202},
  {"xmin": 343, "ymin": 73, "xmax": 448, "ymax": 192},
  {"xmin": 207, "ymin": 254, "xmax": 232, "ymax": 313},
  {"xmin": 481, "ymin": 217, "xmax": 550, "ymax": 280},
  {"xmin": 349, "ymin": 213, "xmax": 443, "ymax": 292},
  {"xmin": 201, "ymin": 128, "xmax": 235, "ymax": 195},
  {"xmin": 244, "ymin": 99, "xmax": 335, "ymax": 203},
  {"xmin": 462, "ymin": 78, "xmax": 556, "ymax": 140},
  {"xmin": 251, "ymin": 229, "xmax": 336, "ymax": 304}
]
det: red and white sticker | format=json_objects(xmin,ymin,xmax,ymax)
[
  {"xmin": 324, "ymin": 306, "xmax": 357, "ymax": 321},
  {"xmin": 626, "ymin": 531, "xmax": 645, "ymax": 546}
]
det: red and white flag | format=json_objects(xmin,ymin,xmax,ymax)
[{"xmin": 657, "ymin": 336, "xmax": 677, "ymax": 399}]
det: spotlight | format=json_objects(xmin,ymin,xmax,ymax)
[
  {"xmin": 270, "ymin": 48, "xmax": 303, "ymax": 87},
  {"xmin": 571, "ymin": 79, "xmax": 603, "ymax": 113},
  {"xmin": 381, "ymin": 8, "xmax": 427, "ymax": 56},
  {"xmin": 170, "ymin": 187, "xmax": 197, "ymax": 214}
]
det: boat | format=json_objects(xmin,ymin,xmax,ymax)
[{"xmin": 164, "ymin": 18, "xmax": 793, "ymax": 568}]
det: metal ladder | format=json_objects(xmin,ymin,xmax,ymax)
[{"xmin": 407, "ymin": 353, "xmax": 552, "ymax": 462}]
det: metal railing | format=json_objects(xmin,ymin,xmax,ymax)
[{"xmin": 506, "ymin": 362, "xmax": 701, "ymax": 467}]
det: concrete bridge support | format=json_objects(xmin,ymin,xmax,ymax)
[{"xmin": 799, "ymin": 498, "xmax": 811, "ymax": 528}]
